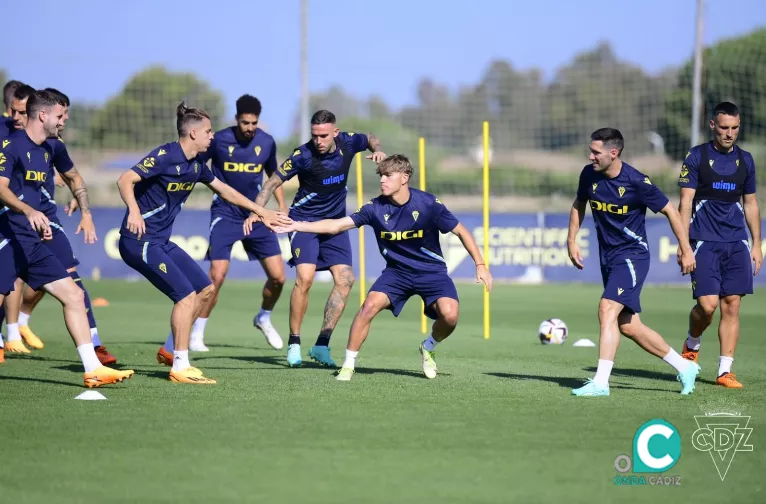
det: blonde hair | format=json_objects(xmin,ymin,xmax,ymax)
[
  {"xmin": 375, "ymin": 154, "xmax": 413, "ymax": 177},
  {"xmin": 176, "ymin": 101, "xmax": 210, "ymax": 136}
]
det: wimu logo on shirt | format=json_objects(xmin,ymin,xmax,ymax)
[
  {"xmin": 322, "ymin": 174, "xmax": 345, "ymax": 185},
  {"xmin": 712, "ymin": 181, "xmax": 737, "ymax": 192}
]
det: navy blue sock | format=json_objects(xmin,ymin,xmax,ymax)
[{"xmin": 288, "ymin": 333, "xmax": 301, "ymax": 346}]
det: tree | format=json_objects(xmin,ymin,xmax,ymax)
[
  {"xmin": 86, "ymin": 66, "xmax": 226, "ymax": 150},
  {"xmin": 659, "ymin": 28, "xmax": 766, "ymax": 159}
]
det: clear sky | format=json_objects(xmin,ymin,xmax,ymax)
[{"xmin": 4, "ymin": 0, "xmax": 765, "ymax": 139}]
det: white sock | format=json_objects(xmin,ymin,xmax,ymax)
[
  {"xmin": 18, "ymin": 311, "xmax": 30, "ymax": 327},
  {"xmin": 685, "ymin": 333, "xmax": 701, "ymax": 351},
  {"xmin": 0, "ymin": 336, "xmax": 4, "ymax": 348},
  {"xmin": 6, "ymin": 323, "xmax": 21, "ymax": 342},
  {"xmin": 77, "ymin": 343, "xmax": 102, "ymax": 372},
  {"xmin": 594, "ymin": 359, "xmax": 614, "ymax": 386},
  {"xmin": 423, "ymin": 335, "xmax": 438, "ymax": 352},
  {"xmin": 718, "ymin": 356, "xmax": 733, "ymax": 376},
  {"xmin": 257, "ymin": 309, "xmax": 271, "ymax": 323},
  {"xmin": 663, "ymin": 348, "xmax": 690, "ymax": 373},
  {"xmin": 172, "ymin": 350, "xmax": 190, "ymax": 372},
  {"xmin": 163, "ymin": 331, "xmax": 174, "ymax": 353},
  {"xmin": 192, "ymin": 318, "xmax": 208, "ymax": 337},
  {"xmin": 343, "ymin": 349, "xmax": 359, "ymax": 369}
]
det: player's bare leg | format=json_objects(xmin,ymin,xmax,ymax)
[
  {"xmin": 0, "ymin": 293, "xmax": 5, "ymax": 364},
  {"xmin": 419, "ymin": 297, "xmax": 460, "ymax": 379},
  {"xmin": 161, "ymin": 285, "xmax": 215, "ymax": 359},
  {"xmin": 682, "ymin": 295, "xmax": 719, "ymax": 363},
  {"xmin": 190, "ymin": 259, "xmax": 229, "ymax": 351},
  {"xmin": 43, "ymin": 277, "xmax": 133, "ymax": 387},
  {"xmin": 309, "ymin": 264, "xmax": 355, "ymax": 367},
  {"xmin": 165, "ymin": 286, "xmax": 216, "ymax": 384},
  {"xmin": 286, "ymin": 263, "xmax": 316, "ymax": 366},
  {"xmin": 3, "ymin": 278, "xmax": 33, "ymax": 353},
  {"xmin": 716, "ymin": 295, "xmax": 743, "ymax": 387},
  {"xmin": 253, "ymin": 254, "xmax": 286, "ymax": 350},
  {"xmin": 336, "ymin": 291, "xmax": 390, "ymax": 381},
  {"xmin": 572, "ymin": 299, "xmax": 622, "ymax": 396}
]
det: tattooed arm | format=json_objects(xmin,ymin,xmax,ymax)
[
  {"xmin": 365, "ymin": 133, "xmax": 386, "ymax": 162},
  {"xmin": 59, "ymin": 167, "xmax": 97, "ymax": 243}
]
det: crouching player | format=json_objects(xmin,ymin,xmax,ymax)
[
  {"xmin": 116, "ymin": 102, "xmax": 291, "ymax": 384},
  {"xmin": 273, "ymin": 154, "xmax": 492, "ymax": 381}
]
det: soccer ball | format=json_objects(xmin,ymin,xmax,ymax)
[{"xmin": 538, "ymin": 319, "xmax": 568, "ymax": 345}]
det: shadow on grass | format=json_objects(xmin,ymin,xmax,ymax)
[
  {"xmin": 485, "ymin": 372, "xmax": 675, "ymax": 393},
  {"xmin": 583, "ymin": 366, "xmax": 718, "ymax": 386},
  {"xmin": 0, "ymin": 374, "xmax": 84, "ymax": 388}
]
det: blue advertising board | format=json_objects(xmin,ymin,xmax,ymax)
[{"xmin": 58, "ymin": 207, "xmax": 766, "ymax": 286}]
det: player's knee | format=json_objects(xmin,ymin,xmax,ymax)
[
  {"xmin": 210, "ymin": 269, "xmax": 227, "ymax": 288},
  {"xmin": 597, "ymin": 300, "xmax": 620, "ymax": 325},
  {"xmin": 619, "ymin": 321, "xmax": 639, "ymax": 339},
  {"xmin": 438, "ymin": 304, "xmax": 459, "ymax": 328},
  {"xmin": 720, "ymin": 297, "xmax": 741, "ymax": 317},
  {"xmin": 176, "ymin": 291, "xmax": 196, "ymax": 308},
  {"xmin": 697, "ymin": 298, "xmax": 718, "ymax": 318},
  {"xmin": 199, "ymin": 284, "xmax": 215, "ymax": 303},
  {"xmin": 61, "ymin": 282, "xmax": 85, "ymax": 307},
  {"xmin": 335, "ymin": 266, "xmax": 355, "ymax": 291},
  {"xmin": 268, "ymin": 271, "xmax": 286, "ymax": 288},
  {"xmin": 294, "ymin": 273, "xmax": 313, "ymax": 292}
]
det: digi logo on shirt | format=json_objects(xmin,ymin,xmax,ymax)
[
  {"xmin": 25, "ymin": 170, "xmax": 48, "ymax": 182},
  {"xmin": 379, "ymin": 230, "xmax": 424, "ymax": 241},
  {"xmin": 223, "ymin": 162, "xmax": 262, "ymax": 173},
  {"xmin": 167, "ymin": 181, "xmax": 195, "ymax": 192},
  {"xmin": 590, "ymin": 200, "xmax": 629, "ymax": 215}
]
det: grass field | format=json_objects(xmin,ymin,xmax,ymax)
[{"xmin": 1, "ymin": 280, "xmax": 764, "ymax": 503}]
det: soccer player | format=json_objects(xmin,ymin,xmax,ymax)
[
  {"xmin": 254, "ymin": 109, "xmax": 386, "ymax": 367},
  {"xmin": 567, "ymin": 128, "xmax": 701, "ymax": 397},
  {"xmin": 3, "ymin": 80, "xmax": 23, "ymax": 117},
  {"xmin": 7, "ymin": 88, "xmax": 118, "ymax": 364},
  {"xmin": 190, "ymin": 94, "xmax": 288, "ymax": 352},
  {"xmin": 0, "ymin": 90, "xmax": 133, "ymax": 387},
  {"xmin": 272, "ymin": 154, "xmax": 492, "ymax": 380},
  {"xmin": 677, "ymin": 102, "xmax": 762, "ymax": 388},
  {"xmin": 116, "ymin": 102, "xmax": 291, "ymax": 384}
]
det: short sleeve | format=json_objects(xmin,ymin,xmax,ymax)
[
  {"xmin": 131, "ymin": 150, "xmax": 165, "ymax": 179},
  {"xmin": 0, "ymin": 143, "xmax": 19, "ymax": 181},
  {"xmin": 678, "ymin": 148, "xmax": 699, "ymax": 189},
  {"xmin": 276, "ymin": 148, "xmax": 306, "ymax": 182},
  {"xmin": 198, "ymin": 160, "xmax": 215, "ymax": 184},
  {"xmin": 434, "ymin": 197, "xmax": 459, "ymax": 233},
  {"xmin": 744, "ymin": 152, "xmax": 757, "ymax": 194},
  {"xmin": 636, "ymin": 176, "xmax": 670, "ymax": 214},
  {"xmin": 576, "ymin": 167, "xmax": 590, "ymax": 202},
  {"xmin": 341, "ymin": 132, "xmax": 369, "ymax": 154},
  {"xmin": 350, "ymin": 200, "xmax": 375, "ymax": 227},
  {"xmin": 51, "ymin": 139, "xmax": 74, "ymax": 174}
]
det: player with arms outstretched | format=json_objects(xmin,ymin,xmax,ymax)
[
  {"xmin": 0, "ymin": 90, "xmax": 133, "ymax": 387},
  {"xmin": 254, "ymin": 109, "xmax": 385, "ymax": 367},
  {"xmin": 273, "ymin": 154, "xmax": 492, "ymax": 381},
  {"xmin": 190, "ymin": 94, "xmax": 288, "ymax": 352},
  {"xmin": 116, "ymin": 102, "xmax": 291, "ymax": 384},
  {"xmin": 677, "ymin": 102, "xmax": 762, "ymax": 388},
  {"xmin": 567, "ymin": 128, "xmax": 700, "ymax": 397}
]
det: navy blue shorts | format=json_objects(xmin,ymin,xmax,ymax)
[
  {"xmin": 288, "ymin": 230, "xmax": 352, "ymax": 271},
  {"xmin": 0, "ymin": 237, "xmax": 17, "ymax": 296},
  {"xmin": 600, "ymin": 257, "xmax": 649, "ymax": 314},
  {"xmin": 690, "ymin": 240, "xmax": 754, "ymax": 299},
  {"xmin": 119, "ymin": 237, "xmax": 212, "ymax": 303},
  {"xmin": 11, "ymin": 239, "xmax": 70, "ymax": 291},
  {"xmin": 206, "ymin": 215, "xmax": 281, "ymax": 262},
  {"xmin": 45, "ymin": 217, "xmax": 80, "ymax": 270},
  {"xmin": 370, "ymin": 268, "xmax": 459, "ymax": 320}
]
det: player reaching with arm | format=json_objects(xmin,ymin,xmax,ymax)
[
  {"xmin": 253, "ymin": 109, "xmax": 386, "ymax": 368},
  {"xmin": 116, "ymin": 102, "xmax": 290, "ymax": 384},
  {"xmin": 273, "ymin": 154, "xmax": 492, "ymax": 381},
  {"xmin": 0, "ymin": 90, "xmax": 133, "ymax": 387},
  {"xmin": 567, "ymin": 128, "xmax": 700, "ymax": 397},
  {"xmin": 676, "ymin": 102, "xmax": 762, "ymax": 388},
  {"xmin": 188, "ymin": 94, "xmax": 289, "ymax": 352}
]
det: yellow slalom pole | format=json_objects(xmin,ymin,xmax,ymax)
[
  {"xmin": 419, "ymin": 137, "xmax": 428, "ymax": 335},
  {"xmin": 482, "ymin": 122, "xmax": 491, "ymax": 340},
  {"xmin": 356, "ymin": 154, "xmax": 366, "ymax": 306}
]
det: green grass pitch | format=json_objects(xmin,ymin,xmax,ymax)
[{"xmin": 1, "ymin": 280, "xmax": 764, "ymax": 503}]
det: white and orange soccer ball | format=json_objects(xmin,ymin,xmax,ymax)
[{"xmin": 538, "ymin": 318, "xmax": 568, "ymax": 345}]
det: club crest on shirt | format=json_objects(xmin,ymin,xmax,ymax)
[
  {"xmin": 255, "ymin": 146, "xmax": 261, "ymax": 156},
  {"xmin": 44, "ymin": 152, "xmax": 49, "ymax": 163},
  {"xmin": 412, "ymin": 211, "xmax": 420, "ymax": 222},
  {"xmin": 193, "ymin": 162, "xmax": 198, "ymax": 173},
  {"xmin": 618, "ymin": 186, "xmax": 625, "ymax": 198},
  {"xmin": 159, "ymin": 263, "xmax": 167, "ymax": 274}
]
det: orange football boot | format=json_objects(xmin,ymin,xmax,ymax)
[
  {"xmin": 83, "ymin": 366, "xmax": 135, "ymax": 388},
  {"xmin": 156, "ymin": 346, "xmax": 173, "ymax": 366},
  {"xmin": 95, "ymin": 346, "xmax": 118, "ymax": 365},
  {"xmin": 19, "ymin": 325, "xmax": 44, "ymax": 349},
  {"xmin": 716, "ymin": 372, "xmax": 743, "ymax": 389},
  {"xmin": 5, "ymin": 339, "xmax": 31, "ymax": 354},
  {"xmin": 681, "ymin": 341, "xmax": 699, "ymax": 363},
  {"xmin": 169, "ymin": 366, "xmax": 216, "ymax": 384}
]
